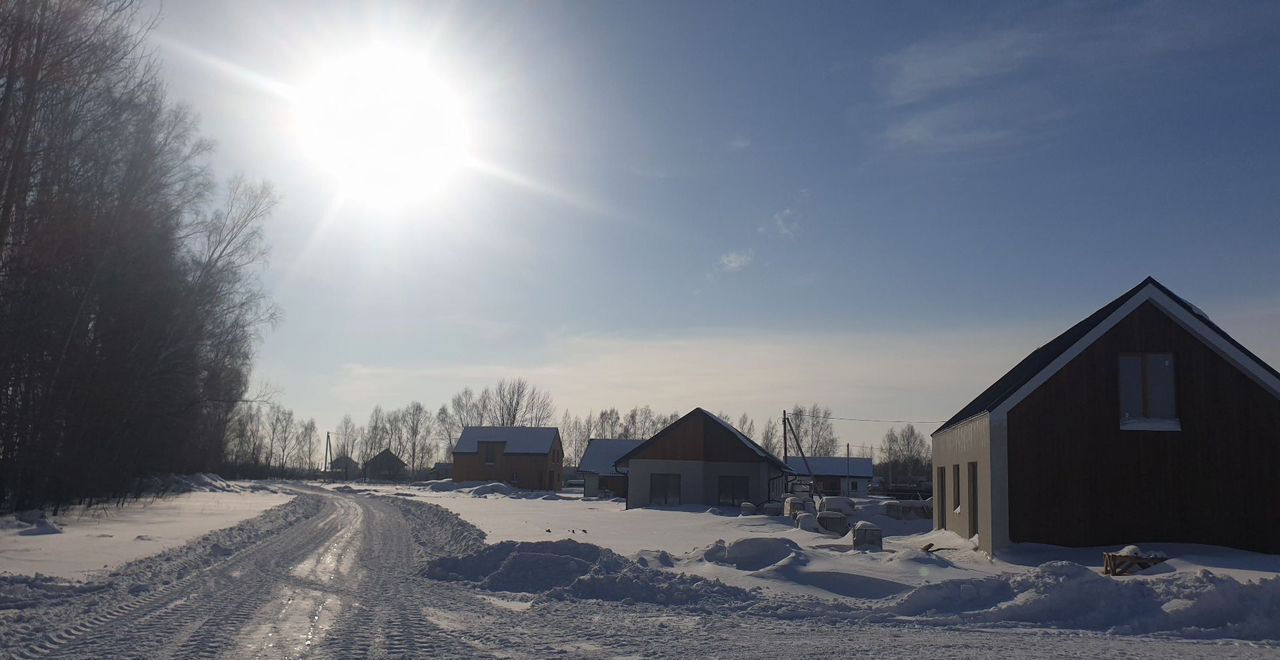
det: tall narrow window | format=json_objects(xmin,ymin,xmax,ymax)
[
  {"xmin": 483, "ymin": 444, "xmax": 496, "ymax": 464},
  {"xmin": 952, "ymin": 464, "xmax": 960, "ymax": 512},
  {"xmin": 1119, "ymin": 353, "xmax": 1180, "ymax": 430}
]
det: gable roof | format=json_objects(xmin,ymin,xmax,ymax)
[
  {"xmin": 453, "ymin": 426, "xmax": 561, "ymax": 455},
  {"xmin": 614, "ymin": 408, "xmax": 793, "ymax": 473},
  {"xmin": 936, "ymin": 276, "xmax": 1280, "ymax": 435},
  {"xmin": 787, "ymin": 456, "xmax": 874, "ymax": 479},
  {"xmin": 578, "ymin": 438, "xmax": 644, "ymax": 476},
  {"xmin": 363, "ymin": 448, "xmax": 406, "ymax": 468}
]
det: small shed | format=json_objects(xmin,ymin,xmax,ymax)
[
  {"xmin": 786, "ymin": 456, "xmax": 874, "ymax": 497},
  {"xmin": 363, "ymin": 448, "xmax": 407, "ymax": 481},
  {"xmin": 578, "ymin": 438, "xmax": 643, "ymax": 497}
]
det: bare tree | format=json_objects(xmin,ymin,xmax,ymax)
[{"xmin": 758, "ymin": 417, "xmax": 779, "ymax": 456}]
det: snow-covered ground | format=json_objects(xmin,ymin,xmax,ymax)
[
  {"xmin": 0, "ymin": 478, "xmax": 291, "ymax": 580},
  {"xmin": 320, "ymin": 480, "xmax": 1280, "ymax": 644},
  {"xmin": 2, "ymin": 479, "xmax": 1277, "ymax": 657}
]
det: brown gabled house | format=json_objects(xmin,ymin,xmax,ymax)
[
  {"xmin": 452, "ymin": 427, "xmax": 563, "ymax": 491},
  {"xmin": 363, "ymin": 448, "xmax": 407, "ymax": 481},
  {"xmin": 934, "ymin": 277, "xmax": 1280, "ymax": 555},
  {"xmin": 615, "ymin": 408, "xmax": 791, "ymax": 509}
]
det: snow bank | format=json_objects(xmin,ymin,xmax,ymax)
[
  {"xmin": 424, "ymin": 538, "xmax": 755, "ymax": 608},
  {"xmin": 890, "ymin": 560, "xmax": 1280, "ymax": 640},
  {"xmin": 701, "ymin": 538, "xmax": 802, "ymax": 571}
]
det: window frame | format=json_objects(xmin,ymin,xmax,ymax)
[
  {"xmin": 717, "ymin": 475, "xmax": 751, "ymax": 506},
  {"xmin": 1118, "ymin": 352, "xmax": 1181, "ymax": 431}
]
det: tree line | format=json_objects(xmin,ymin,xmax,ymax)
[
  {"xmin": 0, "ymin": 2, "xmax": 276, "ymax": 510},
  {"xmin": 261, "ymin": 376, "xmax": 855, "ymax": 476}
]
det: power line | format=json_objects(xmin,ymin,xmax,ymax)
[{"xmin": 788, "ymin": 411, "xmax": 944, "ymax": 425}]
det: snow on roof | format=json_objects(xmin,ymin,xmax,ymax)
[
  {"xmin": 453, "ymin": 426, "xmax": 561, "ymax": 455},
  {"xmin": 786, "ymin": 456, "xmax": 873, "ymax": 478},
  {"xmin": 577, "ymin": 438, "xmax": 644, "ymax": 476}
]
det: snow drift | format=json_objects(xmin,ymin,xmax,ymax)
[
  {"xmin": 890, "ymin": 560, "xmax": 1280, "ymax": 640},
  {"xmin": 424, "ymin": 538, "xmax": 755, "ymax": 608}
]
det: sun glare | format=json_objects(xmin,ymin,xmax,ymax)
[{"xmin": 293, "ymin": 45, "xmax": 473, "ymax": 207}]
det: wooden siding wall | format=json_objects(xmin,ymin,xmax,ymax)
[
  {"xmin": 453, "ymin": 439, "xmax": 564, "ymax": 491},
  {"xmin": 1007, "ymin": 302, "xmax": 1280, "ymax": 553},
  {"xmin": 627, "ymin": 413, "xmax": 762, "ymax": 463}
]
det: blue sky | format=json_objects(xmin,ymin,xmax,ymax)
[{"xmin": 149, "ymin": 1, "xmax": 1280, "ymax": 445}]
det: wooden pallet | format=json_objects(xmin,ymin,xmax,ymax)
[{"xmin": 1103, "ymin": 552, "xmax": 1167, "ymax": 576}]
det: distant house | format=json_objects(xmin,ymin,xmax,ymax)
[
  {"xmin": 578, "ymin": 438, "xmax": 643, "ymax": 498},
  {"xmin": 429, "ymin": 462, "xmax": 453, "ymax": 480},
  {"xmin": 934, "ymin": 277, "xmax": 1280, "ymax": 555},
  {"xmin": 786, "ymin": 456, "xmax": 873, "ymax": 497},
  {"xmin": 615, "ymin": 408, "xmax": 791, "ymax": 509},
  {"xmin": 363, "ymin": 448, "xmax": 407, "ymax": 481},
  {"xmin": 452, "ymin": 427, "xmax": 564, "ymax": 491},
  {"xmin": 330, "ymin": 455, "xmax": 359, "ymax": 478}
]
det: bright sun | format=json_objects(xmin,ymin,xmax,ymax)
[{"xmin": 293, "ymin": 45, "xmax": 473, "ymax": 206}]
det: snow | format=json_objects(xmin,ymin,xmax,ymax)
[
  {"xmin": 2, "ymin": 481, "xmax": 1278, "ymax": 655},
  {"xmin": 0, "ymin": 488, "xmax": 293, "ymax": 580},
  {"xmin": 383, "ymin": 482, "xmax": 1280, "ymax": 642}
]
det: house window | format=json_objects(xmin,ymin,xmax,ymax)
[
  {"xmin": 650, "ymin": 473, "xmax": 681, "ymax": 506},
  {"xmin": 1119, "ymin": 353, "xmax": 1180, "ymax": 430},
  {"xmin": 952, "ymin": 464, "xmax": 960, "ymax": 512},
  {"xmin": 717, "ymin": 476, "xmax": 750, "ymax": 506},
  {"xmin": 483, "ymin": 444, "xmax": 496, "ymax": 465}
]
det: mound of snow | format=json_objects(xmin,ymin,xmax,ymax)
[
  {"xmin": 701, "ymin": 538, "xmax": 804, "ymax": 571},
  {"xmin": 886, "ymin": 549, "xmax": 953, "ymax": 568},
  {"xmin": 465, "ymin": 482, "xmax": 516, "ymax": 497},
  {"xmin": 425, "ymin": 538, "xmax": 754, "ymax": 607},
  {"xmin": 17, "ymin": 519, "xmax": 61, "ymax": 536},
  {"xmin": 889, "ymin": 560, "xmax": 1280, "ymax": 640}
]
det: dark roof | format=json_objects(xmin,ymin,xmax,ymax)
[
  {"xmin": 787, "ymin": 456, "xmax": 874, "ymax": 478},
  {"xmin": 936, "ymin": 276, "xmax": 1280, "ymax": 435},
  {"xmin": 363, "ymin": 448, "xmax": 406, "ymax": 468},
  {"xmin": 578, "ymin": 438, "xmax": 644, "ymax": 476},
  {"xmin": 614, "ymin": 408, "xmax": 793, "ymax": 473},
  {"xmin": 453, "ymin": 427, "xmax": 561, "ymax": 455}
]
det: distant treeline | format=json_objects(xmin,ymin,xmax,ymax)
[
  {"xmin": 274, "ymin": 376, "xmax": 854, "ymax": 474},
  {"xmin": 0, "ymin": 3, "xmax": 276, "ymax": 510}
]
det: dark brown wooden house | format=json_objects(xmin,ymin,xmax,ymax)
[
  {"xmin": 933, "ymin": 277, "xmax": 1280, "ymax": 555},
  {"xmin": 363, "ymin": 448, "xmax": 407, "ymax": 481},
  {"xmin": 615, "ymin": 408, "xmax": 791, "ymax": 509},
  {"xmin": 452, "ymin": 427, "xmax": 563, "ymax": 491}
]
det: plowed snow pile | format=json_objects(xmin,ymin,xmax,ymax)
[
  {"xmin": 890, "ymin": 561, "xmax": 1280, "ymax": 640},
  {"xmin": 425, "ymin": 538, "xmax": 755, "ymax": 608}
]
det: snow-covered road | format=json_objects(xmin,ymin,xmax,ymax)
[{"xmin": 3, "ymin": 486, "xmax": 1273, "ymax": 659}]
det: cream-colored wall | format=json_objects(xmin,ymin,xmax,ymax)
[{"xmin": 931, "ymin": 413, "xmax": 997, "ymax": 555}]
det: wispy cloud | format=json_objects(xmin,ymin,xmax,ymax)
[
  {"xmin": 727, "ymin": 135, "xmax": 751, "ymax": 150},
  {"xmin": 717, "ymin": 249, "xmax": 754, "ymax": 272},
  {"xmin": 771, "ymin": 208, "xmax": 798, "ymax": 237},
  {"xmin": 875, "ymin": 3, "xmax": 1276, "ymax": 152},
  {"xmin": 878, "ymin": 29, "xmax": 1043, "ymax": 107}
]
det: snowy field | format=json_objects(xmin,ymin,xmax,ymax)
[
  {"xmin": 0, "ymin": 476, "xmax": 291, "ymax": 580},
  {"xmin": 2, "ymin": 479, "xmax": 1278, "ymax": 657},
  {"xmin": 326, "ymin": 480, "xmax": 1280, "ymax": 644}
]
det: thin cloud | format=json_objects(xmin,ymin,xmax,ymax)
[
  {"xmin": 773, "ymin": 208, "xmax": 798, "ymax": 237},
  {"xmin": 727, "ymin": 135, "xmax": 751, "ymax": 150},
  {"xmin": 717, "ymin": 249, "xmax": 754, "ymax": 272},
  {"xmin": 875, "ymin": 3, "xmax": 1275, "ymax": 152}
]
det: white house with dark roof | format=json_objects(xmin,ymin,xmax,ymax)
[{"xmin": 786, "ymin": 456, "xmax": 873, "ymax": 497}]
